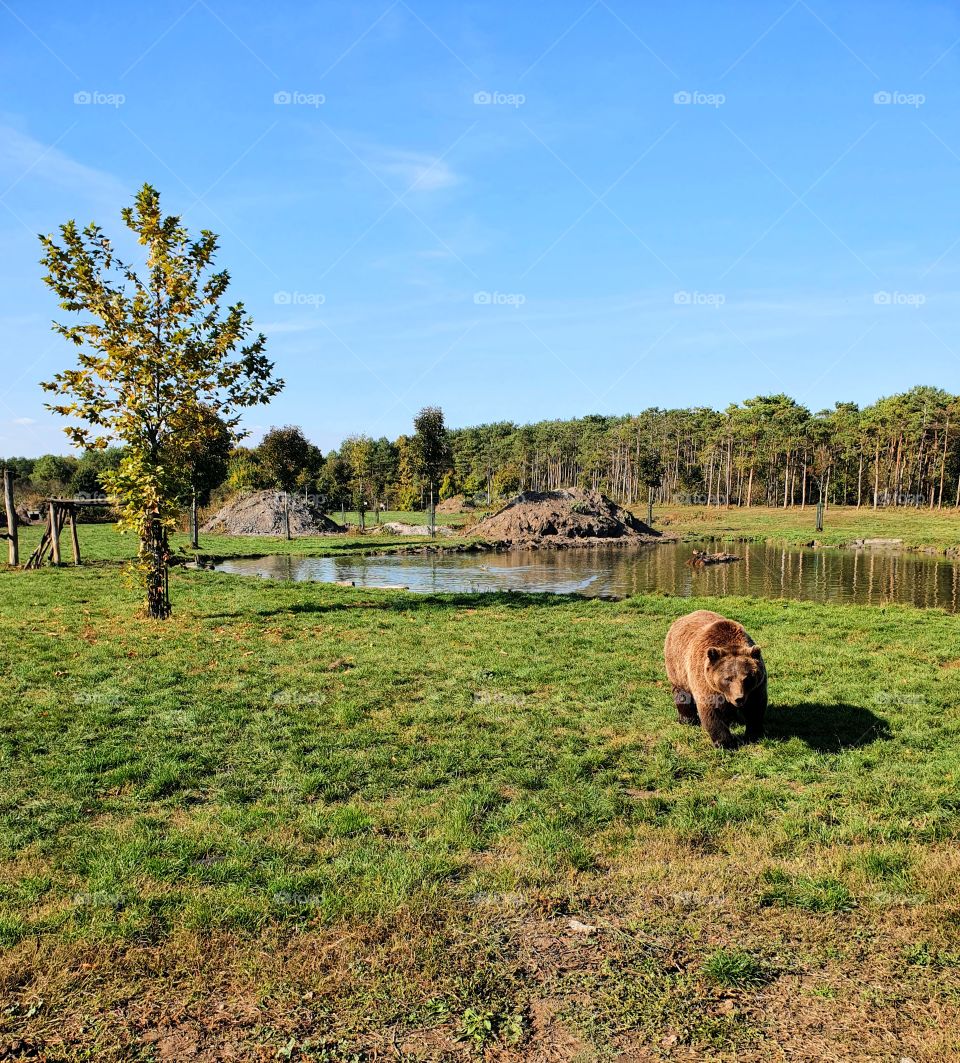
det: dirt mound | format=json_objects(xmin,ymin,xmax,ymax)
[
  {"xmin": 469, "ymin": 488, "xmax": 659, "ymax": 548},
  {"xmin": 201, "ymin": 491, "xmax": 344, "ymax": 536},
  {"xmin": 436, "ymin": 494, "xmax": 475, "ymax": 513}
]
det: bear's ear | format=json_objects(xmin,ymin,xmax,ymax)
[
  {"xmin": 706, "ymin": 646, "xmax": 724, "ymax": 663},
  {"xmin": 749, "ymin": 645, "xmax": 763, "ymax": 658}
]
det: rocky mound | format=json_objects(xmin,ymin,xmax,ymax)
[
  {"xmin": 436, "ymin": 494, "xmax": 475, "ymax": 513},
  {"xmin": 469, "ymin": 488, "xmax": 659, "ymax": 548},
  {"xmin": 201, "ymin": 491, "xmax": 344, "ymax": 536}
]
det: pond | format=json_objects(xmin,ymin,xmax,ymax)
[{"xmin": 209, "ymin": 539, "xmax": 960, "ymax": 611}]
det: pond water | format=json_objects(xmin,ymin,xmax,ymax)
[{"xmin": 210, "ymin": 540, "xmax": 960, "ymax": 611}]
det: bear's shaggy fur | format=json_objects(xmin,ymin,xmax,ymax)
[{"xmin": 664, "ymin": 610, "xmax": 767, "ymax": 748}]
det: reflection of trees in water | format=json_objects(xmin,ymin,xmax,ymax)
[{"xmin": 217, "ymin": 543, "xmax": 960, "ymax": 611}]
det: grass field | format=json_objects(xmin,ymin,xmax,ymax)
[
  {"xmin": 655, "ymin": 503, "xmax": 960, "ymax": 552},
  {"xmin": 2, "ymin": 519, "xmax": 960, "ymax": 1060}
]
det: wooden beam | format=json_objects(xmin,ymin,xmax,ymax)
[
  {"xmin": 49, "ymin": 501, "xmax": 62, "ymax": 565},
  {"xmin": 68, "ymin": 505, "xmax": 81, "ymax": 565},
  {"xmin": 26, "ymin": 516, "xmax": 52, "ymax": 569},
  {"xmin": 2, "ymin": 467, "xmax": 17, "ymax": 566}
]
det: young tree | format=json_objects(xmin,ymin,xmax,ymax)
[
  {"xmin": 410, "ymin": 406, "xmax": 450, "ymax": 536},
  {"xmin": 256, "ymin": 425, "xmax": 314, "ymax": 540},
  {"xmin": 369, "ymin": 437, "xmax": 397, "ymax": 522},
  {"xmin": 393, "ymin": 434, "xmax": 419, "ymax": 511},
  {"xmin": 184, "ymin": 409, "xmax": 233, "ymax": 548},
  {"xmin": 39, "ymin": 184, "xmax": 282, "ymax": 617},
  {"xmin": 342, "ymin": 434, "xmax": 373, "ymax": 530}
]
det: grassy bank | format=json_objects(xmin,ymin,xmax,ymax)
[
  {"xmin": 653, "ymin": 503, "xmax": 960, "ymax": 552},
  {"xmin": 2, "ymin": 549, "xmax": 959, "ymax": 1059},
  {"xmin": 12, "ymin": 521, "xmax": 452, "ymax": 566}
]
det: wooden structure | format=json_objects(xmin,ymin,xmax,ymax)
[
  {"xmin": 2, "ymin": 468, "xmax": 16, "ymax": 565},
  {"xmin": 25, "ymin": 498, "xmax": 109, "ymax": 569}
]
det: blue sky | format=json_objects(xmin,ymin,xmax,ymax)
[{"xmin": 1, "ymin": 0, "xmax": 959, "ymax": 457}]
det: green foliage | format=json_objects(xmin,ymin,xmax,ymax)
[
  {"xmin": 38, "ymin": 183, "xmax": 282, "ymax": 616},
  {"xmin": 411, "ymin": 406, "xmax": 451, "ymax": 493},
  {"xmin": 439, "ymin": 471, "xmax": 458, "ymax": 500},
  {"xmin": 255, "ymin": 426, "xmax": 315, "ymax": 492}
]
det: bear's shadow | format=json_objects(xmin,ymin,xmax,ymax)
[{"xmin": 763, "ymin": 702, "xmax": 891, "ymax": 751}]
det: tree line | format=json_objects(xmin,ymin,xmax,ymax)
[{"xmin": 10, "ymin": 386, "xmax": 960, "ymax": 522}]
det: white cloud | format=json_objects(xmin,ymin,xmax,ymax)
[
  {"xmin": 13, "ymin": 417, "xmax": 36, "ymax": 425},
  {"xmin": 374, "ymin": 148, "xmax": 459, "ymax": 193},
  {"xmin": 0, "ymin": 123, "xmax": 128, "ymax": 204}
]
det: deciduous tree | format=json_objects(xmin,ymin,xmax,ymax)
[{"xmin": 39, "ymin": 183, "xmax": 282, "ymax": 617}]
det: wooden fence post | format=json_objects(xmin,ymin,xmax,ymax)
[
  {"xmin": 3, "ymin": 468, "xmax": 17, "ymax": 566},
  {"xmin": 68, "ymin": 505, "xmax": 81, "ymax": 565},
  {"xmin": 49, "ymin": 501, "xmax": 62, "ymax": 565}
]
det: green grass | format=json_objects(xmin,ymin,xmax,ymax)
[
  {"xmin": 652, "ymin": 502, "xmax": 960, "ymax": 552},
  {"xmin": 13, "ymin": 519, "xmax": 453, "ymax": 565},
  {"xmin": 702, "ymin": 948, "xmax": 769, "ymax": 988},
  {"xmin": 2, "ymin": 519, "xmax": 960, "ymax": 1058}
]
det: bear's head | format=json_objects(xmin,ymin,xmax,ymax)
[{"xmin": 705, "ymin": 645, "xmax": 764, "ymax": 707}]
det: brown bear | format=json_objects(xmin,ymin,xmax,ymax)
[{"xmin": 663, "ymin": 610, "xmax": 767, "ymax": 748}]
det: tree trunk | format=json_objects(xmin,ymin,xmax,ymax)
[
  {"xmin": 429, "ymin": 481, "xmax": 435, "ymax": 537},
  {"xmin": 144, "ymin": 515, "xmax": 171, "ymax": 620},
  {"xmin": 190, "ymin": 490, "xmax": 199, "ymax": 549},
  {"xmin": 3, "ymin": 467, "xmax": 17, "ymax": 566}
]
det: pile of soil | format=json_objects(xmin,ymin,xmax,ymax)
[
  {"xmin": 469, "ymin": 488, "xmax": 660, "ymax": 548},
  {"xmin": 201, "ymin": 491, "xmax": 344, "ymax": 537},
  {"xmin": 436, "ymin": 494, "xmax": 475, "ymax": 513}
]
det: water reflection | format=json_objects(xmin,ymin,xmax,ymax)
[{"xmin": 212, "ymin": 540, "xmax": 960, "ymax": 612}]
